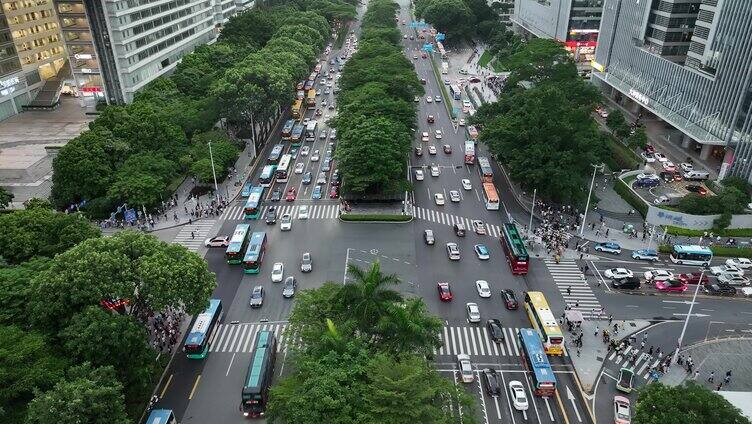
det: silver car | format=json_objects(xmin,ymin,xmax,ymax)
[
  {"xmin": 249, "ymin": 286, "xmax": 263, "ymax": 308},
  {"xmin": 301, "ymin": 252, "xmax": 312, "ymax": 272},
  {"xmin": 282, "ymin": 276, "xmax": 297, "ymax": 298},
  {"xmin": 466, "ymin": 302, "xmax": 481, "ymax": 323}
]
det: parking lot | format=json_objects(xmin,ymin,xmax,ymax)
[{"xmin": 626, "ymin": 165, "xmax": 714, "ymax": 206}]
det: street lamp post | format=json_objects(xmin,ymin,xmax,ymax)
[
  {"xmin": 579, "ymin": 164, "xmax": 603, "ymax": 236},
  {"xmin": 527, "ymin": 188, "xmax": 536, "ymax": 240},
  {"xmin": 208, "ymin": 142, "xmax": 220, "ymax": 202},
  {"xmin": 673, "ymin": 268, "xmax": 706, "ymax": 364}
]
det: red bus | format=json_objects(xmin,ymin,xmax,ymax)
[
  {"xmin": 464, "ymin": 140, "xmax": 475, "ymax": 164},
  {"xmin": 477, "ymin": 156, "xmax": 493, "ymax": 183},
  {"xmin": 501, "ymin": 223, "xmax": 529, "ymax": 275}
]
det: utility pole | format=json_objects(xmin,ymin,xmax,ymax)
[
  {"xmin": 579, "ymin": 164, "xmax": 603, "ymax": 236},
  {"xmin": 208, "ymin": 142, "xmax": 219, "ymax": 202},
  {"xmin": 527, "ymin": 188, "xmax": 536, "ymax": 239},
  {"xmin": 674, "ymin": 268, "xmax": 706, "ymax": 364}
]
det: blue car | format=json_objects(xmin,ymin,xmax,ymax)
[
  {"xmin": 594, "ymin": 242, "xmax": 621, "ymax": 254},
  {"xmin": 632, "ymin": 249, "xmax": 659, "ymax": 261},
  {"xmin": 290, "ymin": 148, "xmax": 298, "ymax": 159},
  {"xmin": 302, "ymin": 172, "xmax": 312, "ymax": 185},
  {"xmin": 312, "ymin": 185, "xmax": 323, "ymax": 199}
]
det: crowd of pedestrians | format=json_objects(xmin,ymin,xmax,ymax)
[
  {"xmin": 144, "ymin": 307, "xmax": 185, "ymax": 355},
  {"xmin": 526, "ymin": 200, "xmax": 581, "ymax": 261}
]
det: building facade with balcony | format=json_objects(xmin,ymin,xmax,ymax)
[
  {"xmin": 511, "ymin": 0, "xmax": 604, "ymax": 63},
  {"xmin": 591, "ymin": 0, "xmax": 752, "ymax": 181},
  {"xmin": 0, "ymin": 2, "xmax": 26, "ymax": 120}
]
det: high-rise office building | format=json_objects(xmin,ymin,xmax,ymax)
[
  {"xmin": 0, "ymin": 3, "xmax": 25, "ymax": 120},
  {"xmin": 592, "ymin": 0, "xmax": 752, "ymax": 181},
  {"xmin": 511, "ymin": 0, "xmax": 604, "ymax": 63}
]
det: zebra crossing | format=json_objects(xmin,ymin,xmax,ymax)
[
  {"xmin": 221, "ymin": 203, "xmax": 341, "ymax": 221},
  {"xmin": 434, "ymin": 325, "xmax": 568, "ymax": 358},
  {"xmin": 544, "ymin": 259, "xmax": 605, "ymax": 319},
  {"xmin": 606, "ymin": 346, "xmax": 663, "ymax": 382},
  {"xmin": 208, "ymin": 322, "xmax": 299, "ymax": 354},
  {"xmin": 172, "ymin": 220, "xmax": 216, "ymax": 252},
  {"xmin": 411, "ymin": 206, "xmax": 502, "ymax": 237}
]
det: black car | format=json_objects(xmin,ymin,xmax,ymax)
[
  {"xmin": 302, "ymin": 172, "xmax": 312, "ymax": 185},
  {"xmin": 486, "ymin": 319, "xmax": 504, "ymax": 343},
  {"xmin": 501, "ymin": 289, "xmax": 518, "ymax": 310},
  {"xmin": 612, "ymin": 276, "xmax": 641, "ymax": 290},
  {"xmin": 270, "ymin": 188, "xmax": 282, "ymax": 201},
  {"xmin": 482, "ymin": 368, "xmax": 502, "ymax": 396},
  {"xmin": 704, "ymin": 283, "xmax": 736, "ymax": 296},
  {"xmin": 265, "ymin": 206, "xmax": 277, "ymax": 224}
]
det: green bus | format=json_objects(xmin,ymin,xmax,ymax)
[
  {"xmin": 241, "ymin": 330, "xmax": 277, "ymax": 417},
  {"xmin": 242, "ymin": 232, "xmax": 267, "ymax": 274},
  {"xmin": 225, "ymin": 223, "xmax": 251, "ymax": 264}
]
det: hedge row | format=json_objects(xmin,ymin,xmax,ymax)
[
  {"xmin": 607, "ymin": 137, "xmax": 641, "ymax": 170},
  {"xmin": 614, "ymin": 177, "xmax": 648, "ymax": 217},
  {"xmin": 665, "ymin": 226, "xmax": 752, "ymax": 237}
]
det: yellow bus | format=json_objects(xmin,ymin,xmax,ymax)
[
  {"xmin": 306, "ymin": 89, "xmax": 316, "ymax": 109},
  {"xmin": 292, "ymin": 99, "xmax": 303, "ymax": 119},
  {"xmin": 523, "ymin": 291, "xmax": 564, "ymax": 355}
]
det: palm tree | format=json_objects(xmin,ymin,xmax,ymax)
[
  {"xmin": 339, "ymin": 261, "xmax": 403, "ymax": 328},
  {"xmin": 374, "ymin": 299, "xmax": 443, "ymax": 358}
]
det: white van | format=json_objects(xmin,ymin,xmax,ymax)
[{"xmin": 683, "ymin": 170, "xmax": 710, "ymax": 181}]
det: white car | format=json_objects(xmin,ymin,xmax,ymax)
[
  {"xmin": 426, "ymin": 96, "xmax": 433, "ymax": 103},
  {"xmin": 319, "ymin": 129, "xmax": 327, "ymax": 139},
  {"xmin": 466, "ymin": 302, "xmax": 481, "ymax": 323},
  {"xmin": 435, "ymin": 96, "xmax": 441, "ymax": 102},
  {"xmin": 680, "ymin": 162, "xmax": 694, "ymax": 172},
  {"xmin": 457, "ymin": 354, "xmax": 474, "ymax": 383},
  {"xmin": 654, "ymin": 152, "xmax": 668, "ymax": 162},
  {"xmin": 509, "ymin": 381, "xmax": 529, "ymax": 411},
  {"xmin": 640, "ymin": 152, "xmax": 656, "ymax": 163},
  {"xmin": 435, "ymin": 130, "xmax": 443, "ymax": 139},
  {"xmin": 449, "ymin": 190, "xmax": 461, "ymax": 202},
  {"xmin": 710, "ymin": 264, "xmax": 744, "ymax": 276},
  {"xmin": 294, "ymin": 162, "xmax": 305, "ymax": 174},
  {"xmin": 644, "ymin": 269, "xmax": 674, "ymax": 282},
  {"xmin": 636, "ymin": 173, "xmax": 659, "ymax": 181},
  {"xmin": 300, "ymin": 252, "xmax": 312, "ymax": 272},
  {"xmin": 475, "ymin": 280, "xmax": 491, "ymax": 298},
  {"xmin": 718, "ymin": 274, "xmax": 750, "ymax": 286},
  {"xmin": 280, "ymin": 213, "xmax": 292, "ymax": 231},
  {"xmin": 414, "ymin": 95, "xmax": 420, "ymax": 102},
  {"xmin": 459, "ymin": 118, "xmax": 466, "ymax": 126},
  {"xmin": 415, "ymin": 169, "xmax": 424, "ymax": 181},
  {"xmin": 604, "ymin": 268, "xmax": 634, "ymax": 280},
  {"xmin": 726, "ymin": 258, "xmax": 752, "ymax": 269},
  {"xmin": 430, "ymin": 165, "xmax": 440, "ymax": 177},
  {"xmin": 461, "ymin": 179, "xmax": 472, "ymax": 190},
  {"xmin": 428, "ymin": 145, "xmax": 437, "ymax": 155},
  {"xmin": 421, "ymin": 132, "xmax": 430, "ymax": 142},
  {"xmin": 300, "ymin": 146, "xmax": 310, "ymax": 156},
  {"xmin": 204, "ymin": 235, "xmax": 230, "ymax": 247},
  {"xmin": 271, "ymin": 262, "xmax": 284, "ymax": 283},
  {"xmin": 311, "ymin": 150, "xmax": 320, "ymax": 162},
  {"xmin": 298, "ymin": 205, "xmax": 309, "ymax": 219},
  {"xmin": 446, "ymin": 242, "xmax": 460, "ymax": 260},
  {"xmin": 330, "ymin": 129, "xmax": 336, "ymax": 140},
  {"xmin": 434, "ymin": 193, "xmax": 445, "ymax": 205}
]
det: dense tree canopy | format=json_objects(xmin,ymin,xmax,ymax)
[
  {"xmin": 633, "ymin": 382, "xmax": 750, "ymax": 424},
  {"xmin": 0, "ymin": 186, "xmax": 13, "ymax": 209}
]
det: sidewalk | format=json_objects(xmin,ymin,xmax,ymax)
[
  {"xmin": 564, "ymin": 318, "xmax": 652, "ymax": 393},
  {"xmin": 659, "ymin": 338, "xmax": 752, "ymax": 390}
]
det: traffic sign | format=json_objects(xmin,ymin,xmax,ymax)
[
  {"xmin": 124, "ymin": 208, "xmax": 137, "ymax": 223},
  {"xmin": 436, "ymin": 32, "xmax": 445, "ymax": 42},
  {"xmin": 422, "ymin": 43, "xmax": 434, "ymax": 52}
]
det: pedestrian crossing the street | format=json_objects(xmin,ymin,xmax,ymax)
[
  {"xmin": 544, "ymin": 259, "xmax": 605, "ymax": 319},
  {"xmin": 172, "ymin": 220, "xmax": 216, "ymax": 252},
  {"xmin": 221, "ymin": 203, "xmax": 341, "ymax": 221},
  {"xmin": 605, "ymin": 345, "xmax": 663, "ymax": 382},
  {"xmin": 208, "ymin": 322, "xmax": 299, "ymax": 354},
  {"xmin": 434, "ymin": 325, "xmax": 568, "ymax": 358},
  {"xmin": 411, "ymin": 206, "xmax": 502, "ymax": 237}
]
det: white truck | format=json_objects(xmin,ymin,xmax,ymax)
[{"xmin": 441, "ymin": 61, "xmax": 448, "ymax": 74}]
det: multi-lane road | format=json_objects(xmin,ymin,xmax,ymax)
[{"xmin": 154, "ymin": 1, "xmax": 752, "ymax": 423}]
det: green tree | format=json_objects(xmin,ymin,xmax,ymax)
[
  {"xmin": 633, "ymin": 382, "xmax": 750, "ymax": 424},
  {"xmin": 171, "ymin": 43, "xmax": 241, "ymax": 98},
  {"xmin": 627, "ymin": 127, "xmax": 648, "ymax": 150},
  {"xmin": 25, "ymin": 363, "xmax": 130, "ymax": 424},
  {"xmin": 218, "ymin": 8, "xmax": 280, "ymax": 48},
  {"xmin": 30, "ymin": 230, "xmax": 216, "ymax": 334},
  {"xmin": 22, "ymin": 198, "xmax": 53, "ymax": 210},
  {"xmin": 717, "ymin": 186, "xmax": 749, "ymax": 214},
  {"xmin": 503, "ymin": 38, "xmax": 578, "ymax": 89},
  {"xmin": 107, "ymin": 173, "xmax": 164, "ymax": 209},
  {"xmin": 0, "ymin": 208, "xmax": 100, "ymax": 265},
  {"xmin": 0, "ymin": 186, "xmax": 13, "ymax": 209},
  {"xmin": 0, "ymin": 259, "xmax": 51, "ymax": 327},
  {"xmin": 339, "ymin": 262, "xmax": 403, "ymax": 327},
  {"xmin": 60, "ymin": 306, "xmax": 156, "ymax": 399},
  {"xmin": 421, "ymin": 0, "xmax": 475, "ymax": 42},
  {"xmin": 721, "ymin": 176, "xmax": 751, "ymax": 195},
  {"xmin": 0, "ymin": 325, "xmax": 66, "ymax": 421},
  {"xmin": 606, "ymin": 109, "xmax": 630, "ymax": 139}
]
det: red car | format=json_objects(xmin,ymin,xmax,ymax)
[
  {"xmin": 437, "ymin": 282, "xmax": 453, "ymax": 301},
  {"xmin": 285, "ymin": 187, "xmax": 297, "ymax": 201},
  {"xmin": 329, "ymin": 186, "xmax": 339, "ymax": 199},
  {"xmin": 644, "ymin": 144, "xmax": 655, "ymax": 153},
  {"xmin": 655, "ymin": 279, "xmax": 688, "ymax": 293},
  {"xmin": 678, "ymin": 273, "xmax": 710, "ymax": 285},
  {"xmin": 501, "ymin": 289, "xmax": 518, "ymax": 310},
  {"xmin": 421, "ymin": 52, "xmax": 427, "ymax": 59}
]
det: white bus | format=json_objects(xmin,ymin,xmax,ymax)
[
  {"xmin": 275, "ymin": 154, "xmax": 291, "ymax": 183},
  {"xmin": 670, "ymin": 245, "xmax": 712, "ymax": 266},
  {"xmin": 305, "ymin": 120, "xmax": 318, "ymax": 141}
]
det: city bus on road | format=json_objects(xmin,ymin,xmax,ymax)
[
  {"xmin": 275, "ymin": 154, "xmax": 292, "ymax": 183},
  {"xmin": 306, "ymin": 89, "xmax": 316, "ymax": 109},
  {"xmin": 518, "ymin": 328, "xmax": 557, "ymax": 396},
  {"xmin": 305, "ymin": 120, "xmax": 318, "ymax": 141},
  {"xmin": 244, "ymin": 186, "xmax": 265, "ymax": 219},
  {"xmin": 291, "ymin": 123, "xmax": 304, "ymax": 146},
  {"xmin": 292, "ymin": 99, "xmax": 303, "ymax": 119},
  {"xmin": 501, "ymin": 222, "xmax": 529, "ymax": 274},
  {"xmin": 241, "ymin": 330, "xmax": 277, "ymax": 418},
  {"xmin": 477, "ymin": 156, "xmax": 493, "ymax": 182},
  {"xmin": 308, "ymin": 71, "xmax": 318, "ymax": 81},
  {"xmin": 258, "ymin": 165, "xmax": 276, "ymax": 187},
  {"xmin": 184, "ymin": 299, "xmax": 222, "ymax": 359},
  {"xmin": 241, "ymin": 182, "xmax": 253, "ymax": 197},
  {"xmin": 467, "ymin": 125, "xmax": 478, "ymax": 141},
  {"xmin": 267, "ymin": 144, "xmax": 284, "ymax": 164},
  {"xmin": 225, "ymin": 223, "xmax": 251, "ymax": 264},
  {"xmin": 670, "ymin": 244, "xmax": 712, "ymax": 266},
  {"xmin": 481, "ymin": 182, "xmax": 500, "ymax": 210},
  {"xmin": 523, "ymin": 291, "xmax": 564, "ymax": 356},
  {"xmin": 243, "ymin": 232, "xmax": 268, "ymax": 274},
  {"xmin": 281, "ymin": 119, "xmax": 295, "ymax": 140},
  {"xmin": 146, "ymin": 409, "xmax": 178, "ymax": 424},
  {"xmin": 464, "ymin": 140, "xmax": 475, "ymax": 164},
  {"xmin": 450, "ymin": 84, "xmax": 462, "ymax": 100},
  {"xmin": 303, "ymin": 79, "xmax": 314, "ymax": 93}
]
